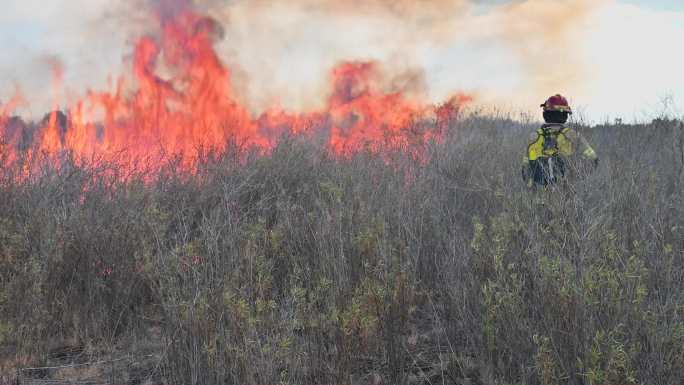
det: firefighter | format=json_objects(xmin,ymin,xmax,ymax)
[{"xmin": 522, "ymin": 94, "xmax": 598, "ymax": 187}]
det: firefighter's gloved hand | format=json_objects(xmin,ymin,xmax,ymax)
[{"xmin": 521, "ymin": 165, "xmax": 528, "ymax": 182}]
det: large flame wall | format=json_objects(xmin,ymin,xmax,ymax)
[{"xmin": 1, "ymin": 7, "xmax": 472, "ymax": 173}]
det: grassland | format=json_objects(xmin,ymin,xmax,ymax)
[{"xmin": 1, "ymin": 115, "xmax": 683, "ymax": 385}]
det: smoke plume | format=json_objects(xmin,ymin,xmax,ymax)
[{"xmin": 1, "ymin": 0, "xmax": 605, "ymax": 117}]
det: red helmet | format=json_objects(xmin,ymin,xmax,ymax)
[{"xmin": 540, "ymin": 94, "xmax": 572, "ymax": 114}]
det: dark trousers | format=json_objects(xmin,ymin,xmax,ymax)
[{"xmin": 528, "ymin": 157, "xmax": 566, "ymax": 186}]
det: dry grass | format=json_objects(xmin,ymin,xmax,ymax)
[{"xmin": 1, "ymin": 115, "xmax": 683, "ymax": 385}]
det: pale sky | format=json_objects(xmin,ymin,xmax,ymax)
[{"xmin": 0, "ymin": 0, "xmax": 682, "ymax": 124}]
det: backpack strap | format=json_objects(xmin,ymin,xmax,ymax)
[{"xmin": 541, "ymin": 123, "xmax": 566, "ymax": 133}]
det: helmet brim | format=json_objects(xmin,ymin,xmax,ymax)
[{"xmin": 541, "ymin": 105, "xmax": 572, "ymax": 114}]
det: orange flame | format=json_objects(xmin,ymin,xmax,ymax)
[
  {"xmin": 1, "ymin": 8, "xmax": 471, "ymax": 176},
  {"xmin": 0, "ymin": 90, "xmax": 26, "ymax": 166}
]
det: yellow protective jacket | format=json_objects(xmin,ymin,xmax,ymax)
[
  {"xmin": 522, "ymin": 124, "xmax": 598, "ymax": 187},
  {"xmin": 525, "ymin": 124, "xmax": 597, "ymax": 162}
]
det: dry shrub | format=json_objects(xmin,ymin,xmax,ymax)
[{"xmin": 0, "ymin": 116, "xmax": 682, "ymax": 385}]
